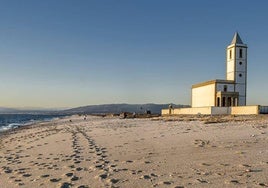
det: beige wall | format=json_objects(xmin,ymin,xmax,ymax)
[
  {"xmin": 176, "ymin": 107, "xmax": 212, "ymax": 114},
  {"xmin": 161, "ymin": 106, "xmax": 260, "ymax": 115},
  {"xmin": 231, "ymin": 106, "xmax": 259, "ymax": 115},
  {"xmin": 161, "ymin": 109, "xmax": 169, "ymax": 115},
  {"xmin": 161, "ymin": 109, "xmax": 173, "ymax": 115},
  {"xmin": 192, "ymin": 83, "xmax": 215, "ymax": 107}
]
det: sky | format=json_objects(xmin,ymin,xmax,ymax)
[{"xmin": 0, "ymin": 0, "xmax": 268, "ymax": 108}]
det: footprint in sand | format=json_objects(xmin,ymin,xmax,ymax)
[
  {"xmin": 65, "ymin": 173, "xmax": 73, "ymax": 177},
  {"xmin": 196, "ymin": 178, "xmax": 209, "ymax": 183},
  {"xmin": 98, "ymin": 173, "xmax": 108, "ymax": 180},
  {"xmin": 140, "ymin": 175, "xmax": 151, "ymax": 180},
  {"xmin": 194, "ymin": 139, "xmax": 210, "ymax": 147},
  {"xmin": 50, "ymin": 178, "xmax": 62, "ymax": 182},
  {"xmin": 126, "ymin": 160, "xmax": 133, "ymax": 163},
  {"xmin": 40, "ymin": 174, "xmax": 50, "ymax": 178},
  {"xmin": 22, "ymin": 173, "xmax": 32, "ymax": 177},
  {"xmin": 227, "ymin": 179, "xmax": 240, "ymax": 184},
  {"xmin": 107, "ymin": 178, "xmax": 119, "ymax": 184},
  {"xmin": 161, "ymin": 181, "xmax": 173, "ymax": 185},
  {"xmin": 77, "ymin": 185, "xmax": 89, "ymax": 188},
  {"xmin": 59, "ymin": 182, "xmax": 72, "ymax": 188},
  {"xmin": 70, "ymin": 176, "xmax": 79, "ymax": 181}
]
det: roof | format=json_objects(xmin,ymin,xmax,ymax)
[
  {"xmin": 231, "ymin": 32, "xmax": 244, "ymax": 44},
  {"xmin": 192, "ymin": 79, "xmax": 235, "ymax": 89}
]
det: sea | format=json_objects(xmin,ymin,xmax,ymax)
[{"xmin": 0, "ymin": 114, "xmax": 66, "ymax": 132}]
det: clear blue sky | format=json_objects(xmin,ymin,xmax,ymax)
[{"xmin": 0, "ymin": 0, "xmax": 268, "ymax": 108}]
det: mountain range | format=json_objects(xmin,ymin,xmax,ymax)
[
  {"xmin": 0, "ymin": 104, "xmax": 189, "ymax": 115},
  {"xmin": 63, "ymin": 103, "xmax": 189, "ymax": 114}
]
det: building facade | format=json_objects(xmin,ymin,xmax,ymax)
[{"xmin": 191, "ymin": 32, "xmax": 247, "ymax": 108}]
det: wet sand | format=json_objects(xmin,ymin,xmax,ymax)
[{"xmin": 0, "ymin": 115, "xmax": 268, "ymax": 188}]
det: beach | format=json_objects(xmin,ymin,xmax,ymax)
[{"xmin": 0, "ymin": 115, "xmax": 267, "ymax": 188}]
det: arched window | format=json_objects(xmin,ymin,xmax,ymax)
[
  {"xmin": 217, "ymin": 97, "xmax": 220, "ymax": 107},
  {"xmin": 239, "ymin": 73, "xmax": 242, "ymax": 77},
  {"xmin": 239, "ymin": 62, "xmax": 242, "ymax": 65},
  {"xmin": 222, "ymin": 97, "xmax": 226, "ymax": 107},
  {"xmin": 239, "ymin": 49, "xmax": 243, "ymax": 58},
  {"xmin": 229, "ymin": 50, "xmax": 232, "ymax": 59}
]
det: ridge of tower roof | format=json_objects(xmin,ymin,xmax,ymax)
[{"xmin": 231, "ymin": 32, "xmax": 244, "ymax": 44}]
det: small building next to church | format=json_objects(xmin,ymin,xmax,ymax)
[{"xmin": 162, "ymin": 32, "xmax": 268, "ymax": 115}]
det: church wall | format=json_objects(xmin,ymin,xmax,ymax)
[
  {"xmin": 227, "ymin": 61, "xmax": 235, "ymax": 72},
  {"xmin": 235, "ymin": 47, "xmax": 247, "ymax": 60},
  {"xmin": 192, "ymin": 84, "xmax": 215, "ymax": 107},
  {"xmin": 235, "ymin": 84, "xmax": 246, "ymax": 96},
  {"xmin": 236, "ymin": 61, "xmax": 246, "ymax": 72},
  {"xmin": 238, "ymin": 97, "xmax": 246, "ymax": 106},
  {"xmin": 226, "ymin": 72, "xmax": 235, "ymax": 81},
  {"xmin": 216, "ymin": 83, "xmax": 235, "ymax": 92},
  {"xmin": 226, "ymin": 72, "xmax": 235, "ymax": 80},
  {"xmin": 235, "ymin": 72, "xmax": 246, "ymax": 84}
]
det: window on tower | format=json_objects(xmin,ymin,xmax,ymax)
[
  {"xmin": 239, "ymin": 62, "xmax": 242, "ymax": 65},
  {"xmin": 239, "ymin": 74, "xmax": 242, "ymax": 77},
  {"xmin": 239, "ymin": 49, "xmax": 243, "ymax": 58},
  {"xmin": 229, "ymin": 50, "xmax": 232, "ymax": 59}
]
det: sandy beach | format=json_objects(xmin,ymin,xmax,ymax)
[{"xmin": 0, "ymin": 115, "xmax": 268, "ymax": 188}]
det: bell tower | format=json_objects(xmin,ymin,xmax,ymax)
[{"xmin": 226, "ymin": 32, "xmax": 248, "ymax": 106}]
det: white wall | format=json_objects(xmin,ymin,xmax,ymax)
[
  {"xmin": 235, "ymin": 84, "xmax": 246, "ymax": 96},
  {"xmin": 192, "ymin": 84, "xmax": 215, "ymax": 107},
  {"xmin": 226, "ymin": 46, "xmax": 235, "ymax": 81},
  {"xmin": 236, "ymin": 61, "xmax": 246, "ymax": 72},
  {"xmin": 238, "ymin": 97, "xmax": 246, "ymax": 106},
  {"xmin": 235, "ymin": 73, "xmax": 246, "ymax": 84}
]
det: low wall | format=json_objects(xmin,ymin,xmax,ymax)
[
  {"xmin": 211, "ymin": 107, "xmax": 230, "ymax": 115},
  {"xmin": 174, "ymin": 107, "xmax": 212, "ymax": 115},
  {"xmin": 231, "ymin": 106, "xmax": 259, "ymax": 115},
  {"xmin": 161, "ymin": 109, "xmax": 172, "ymax": 115},
  {"xmin": 161, "ymin": 105, "xmax": 260, "ymax": 115}
]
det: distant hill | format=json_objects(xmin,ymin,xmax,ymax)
[
  {"xmin": 0, "ymin": 107, "xmax": 60, "ymax": 114},
  {"xmin": 63, "ymin": 103, "xmax": 189, "ymax": 114},
  {"xmin": 0, "ymin": 107, "xmax": 19, "ymax": 113}
]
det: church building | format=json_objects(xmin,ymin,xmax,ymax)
[
  {"xmin": 162, "ymin": 32, "xmax": 267, "ymax": 115},
  {"xmin": 192, "ymin": 32, "xmax": 247, "ymax": 108}
]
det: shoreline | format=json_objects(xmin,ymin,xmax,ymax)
[
  {"xmin": 0, "ymin": 114, "xmax": 69, "ymax": 136},
  {"xmin": 0, "ymin": 115, "xmax": 267, "ymax": 187}
]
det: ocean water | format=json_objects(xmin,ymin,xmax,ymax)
[{"xmin": 0, "ymin": 114, "xmax": 66, "ymax": 132}]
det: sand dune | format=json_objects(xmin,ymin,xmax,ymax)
[{"xmin": 0, "ymin": 115, "xmax": 268, "ymax": 188}]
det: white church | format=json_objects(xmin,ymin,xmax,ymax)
[
  {"xmin": 162, "ymin": 32, "xmax": 267, "ymax": 115},
  {"xmin": 192, "ymin": 32, "xmax": 247, "ymax": 108}
]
